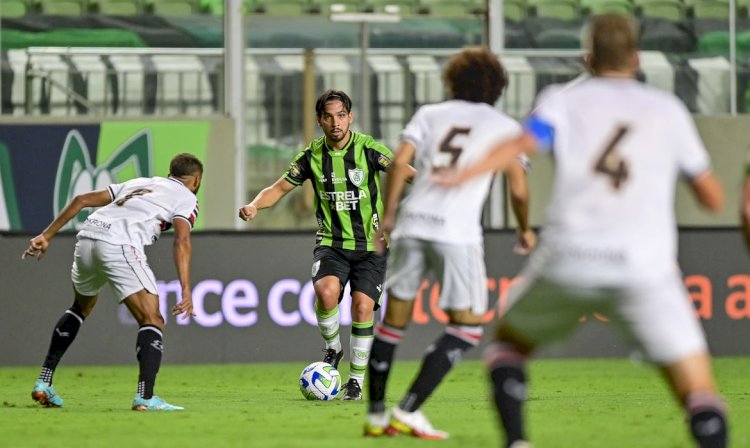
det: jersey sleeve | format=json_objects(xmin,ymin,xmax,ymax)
[
  {"xmin": 363, "ymin": 136, "xmax": 394, "ymax": 172},
  {"xmin": 172, "ymin": 194, "xmax": 200, "ymax": 230},
  {"xmin": 523, "ymin": 86, "xmax": 561, "ymax": 154},
  {"xmin": 283, "ymin": 150, "xmax": 312, "ymax": 186},
  {"xmin": 672, "ymin": 101, "xmax": 711, "ymax": 179},
  {"xmin": 400, "ymin": 106, "xmax": 428, "ymax": 150}
]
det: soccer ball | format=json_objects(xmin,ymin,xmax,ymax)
[{"xmin": 299, "ymin": 361, "xmax": 342, "ymax": 400}]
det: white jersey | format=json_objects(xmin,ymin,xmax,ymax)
[
  {"xmin": 77, "ymin": 177, "xmax": 199, "ymax": 248},
  {"xmin": 392, "ymin": 99, "xmax": 523, "ymax": 244},
  {"xmin": 526, "ymin": 77, "xmax": 710, "ymax": 284}
]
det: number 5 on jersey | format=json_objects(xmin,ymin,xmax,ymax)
[{"xmin": 432, "ymin": 127, "xmax": 470, "ymax": 173}]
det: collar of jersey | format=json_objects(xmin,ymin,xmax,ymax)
[
  {"xmin": 167, "ymin": 176, "xmax": 193, "ymax": 193},
  {"xmin": 324, "ymin": 131, "xmax": 354, "ymax": 156}
]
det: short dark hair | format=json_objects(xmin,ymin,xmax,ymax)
[
  {"xmin": 169, "ymin": 153, "xmax": 203, "ymax": 177},
  {"xmin": 586, "ymin": 14, "xmax": 638, "ymax": 74},
  {"xmin": 443, "ymin": 47, "xmax": 508, "ymax": 105},
  {"xmin": 315, "ymin": 89, "xmax": 353, "ymax": 117}
]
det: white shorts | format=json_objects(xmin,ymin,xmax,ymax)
[
  {"xmin": 503, "ymin": 269, "xmax": 708, "ymax": 365},
  {"xmin": 386, "ymin": 238, "xmax": 488, "ymax": 315},
  {"xmin": 71, "ymin": 238, "xmax": 158, "ymax": 302}
]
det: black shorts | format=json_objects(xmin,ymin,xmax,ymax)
[{"xmin": 312, "ymin": 245, "xmax": 387, "ymax": 309}]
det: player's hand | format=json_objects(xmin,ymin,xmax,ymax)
[
  {"xmin": 172, "ymin": 289, "xmax": 195, "ymax": 320},
  {"xmin": 21, "ymin": 234, "xmax": 49, "ymax": 261},
  {"xmin": 374, "ymin": 215, "xmax": 395, "ymax": 255},
  {"xmin": 514, "ymin": 228, "xmax": 537, "ymax": 255},
  {"xmin": 238, "ymin": 204, "xmax": 258, "ymax": 222}
]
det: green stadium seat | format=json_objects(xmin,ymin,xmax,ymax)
[
  {"xmin": 504, "ymin": 0, "xmax": 527, "ymax": 21},
  {"xmin": 635, "ymin": 0, "xmax": 686, "ymax": 21},
  {"xmin": 147, "ymin": 0, "xmax": 200, "ymax": 14},
  {"xmin": 94, "ymin": 0, "xmax": 145, "ymax": 14},
  {"xmin": 582, "ymin": 0, "xmax": 635, "ymax": 15},
  {"xmin": 200, "ymin": 0, "xmax": 253, "ymax": 14},
  {"xmin": 739, "ymin": 0, "xmax": 750, "ymax": 16},
  {"xmin": 528, "ymin": 0, "xmax": 581, "ymax": 20},
  {"xmin": 34, "ymin": 0, "xmax": 88, "ymax": 14},
  {"xmin": 1, "ymin": 0, "xmax": 31, "ymax": 16},
  {"xmin": 248, "ymin": 0, "xmax": 309, "ymax": 15},
  {"xmin": 691, "ymin": 0, "xmax": 730, "ymax": 18}
]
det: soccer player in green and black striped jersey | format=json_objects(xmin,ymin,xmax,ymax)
[{"xmin": 239, "ymin": 89, "xmax": 414, "ymax": 400}]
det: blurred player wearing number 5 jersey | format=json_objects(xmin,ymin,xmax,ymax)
[
  {"xmin": 438, "ymin": 15, "xmax": 727, "ymax": 448},
  {"xmin": 364, "ymin": 47, "xmax": 535, "ymax": 439},
  {"xmin": 22, "ymin": 153, "xmax": 202, "ymax": 412}
]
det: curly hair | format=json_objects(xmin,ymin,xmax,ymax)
[{"xmin": 443, "ymin": 47, "xmax": 508, "ymax": 105}]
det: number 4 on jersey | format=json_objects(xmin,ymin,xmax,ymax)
[{"xmin": 594, "ymin": 126, "xmax": 630, "ymax": 190}]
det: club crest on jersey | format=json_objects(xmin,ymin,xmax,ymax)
[{"xmin": 348, "ymin": 168, "xmax": 365, "ymax": 186}]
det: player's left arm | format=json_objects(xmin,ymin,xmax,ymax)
[
  {"xmin": 505, "ymin": 159, "xmax": 536, "ymax": 254},
  {"xmin": 688, "ymin": 170, "xmax": 724, "ymax": 212},
  {"xmin": 376, "ymin": 141, "xmax": 416, "ymax": 253},
  {"xmin": 171, "ymin": 217, "xmax": 195, "ymax": 320},
  {"xmin": 22, "ymin": 189, "xmax": 112, "ymax": 261}
]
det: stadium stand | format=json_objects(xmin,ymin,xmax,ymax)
[
  {"xmin": 581, "ymin": 0, "xmax": 635, "ymax": 14},
  {"xmin": 248, "ymin": 0, "xmax": 310, "ymax": 15},
  {"xmin": 362, "ymin": 0, "xmax": 420, "ymax": 14},
  {"xmin": 691, "ymin": 0, "xmax": 730, "ymax": 18}
]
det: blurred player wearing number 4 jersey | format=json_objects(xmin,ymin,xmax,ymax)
[
  {"xmin": 364, "ymin": 47, "xmax": 535, "ymax": 439},
  {"xmin": 438, "ymin": 15, "xmax": 727, "ymax": 448},
  {"xmin": 22, "ymin": 153, "xmax": 202, "ymax": 411}
]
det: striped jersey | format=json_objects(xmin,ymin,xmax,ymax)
[
  {"xmin": 77, "ymin": 176, "xmax": 199, "ymax": 248},
  {"xmin": 392, "ymin": 100, "xmax": 522, "ymax": 244},
  {"xmin": 284, "ymin": 131, "xmax": 393, "ymax": 251},
  {"xmin": 525, "ymin": 77, "xmax": 711, "ymax": 283}
]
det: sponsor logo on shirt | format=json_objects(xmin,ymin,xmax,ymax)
[{"xmin": 319, "ymin": 190, "xmax": 368, "ymax": 211}]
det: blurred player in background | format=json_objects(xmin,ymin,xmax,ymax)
[
  {"xmin": 22, "ymin": 153, "xmax": 202, "ymax": 411},
  {"xmin": 741, "ymin": 159, "xmax": 750, "ymax": 248},
  {"xmin": 438, "ymin": 14, "xmax": 727, "ymax": 448},
  {"xmin": 239, "ymin": 89, "xmax": 414, "ymax": 400},
  {"xmin": 363, "ymin": 47, "xmax": 535, "ymax": 439}
]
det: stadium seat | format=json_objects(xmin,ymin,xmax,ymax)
[
  {"xmin": 146, "ymin": 0, "xmax": 200, "ymax": 14},
  {"xmin": 34, "ymin": 0, "xmax": 88, "ymax": 14},
  {"xmin": 248, "ymin": 0, "xmax": 309, "ymax": 15},
  {"xmin": 582, "ymin": 0, "xmax": 635, "ymax": 15},
  {"xmin": 527, "ymin": 0, "xmax": 582, "ymax": 20},
  {"xmin": 1, "ymin": 0, "xmax": 31, "ymax": 16},
  {"xmin": 504, "ymin": 0, "xmax": 528, "ymax": 21},
  {"xmin": 94, "ymin": 0, "xmax": 145, "ymax": 14},
  {"xmin": 690, "ymin": 0, "xmax": 730, "ymax": 18},
  {"xmin": 635, "ymin": 0, "xmax": 686, "ymax": 21}
]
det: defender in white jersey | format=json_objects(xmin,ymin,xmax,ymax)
[
  {"xmin": 22, "ymin": 153, "xmax": 202, "ymax": 412},
  {"xmin": 439, "ymin": 15, "xmax": 727, "ymax": 448},
  {"xmin": 364, "ymin": 47, "xmax": 535, "ymax": 440}
]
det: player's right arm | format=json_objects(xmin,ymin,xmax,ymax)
[
  {"xmin": 171, "ymin": 217, "xmax": 195, "ymax": 320},
  {"xmin": 22, "ymin": 189, "xmax": 112, "ymax": 261},
  {"xmin": 238, "ymin": 177, "xmax": 296, "ymax": 222}
]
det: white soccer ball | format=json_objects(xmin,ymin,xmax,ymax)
[{"xmin": 299, "ymin": 361, "xmax": 342, "ymax": 401}]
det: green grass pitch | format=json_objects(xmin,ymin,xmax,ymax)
[{"xmin": 1, "ymin": 358, "xmax": 748, "ymax": 447}]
